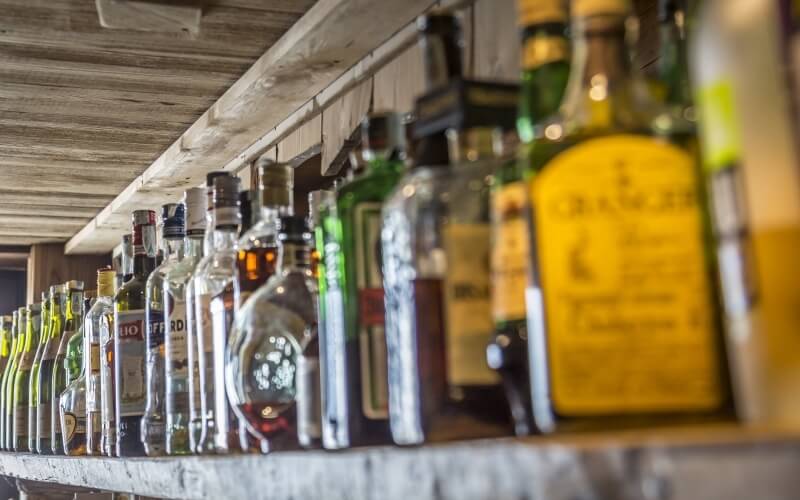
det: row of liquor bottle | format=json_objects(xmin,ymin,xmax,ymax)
[{"xmin": 2, "ymin": 0, "xmax": 799, "ymax": 456}]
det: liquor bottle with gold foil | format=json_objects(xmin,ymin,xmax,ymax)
[
  {"xmin": 37, "ymin": 287, "xmax": 62, "ymax": 455},
  {"xmin": 487, "ymin": 0, "xmax": 570, "ymax": 437},
  {"xmin": 5, "ymin": 307, "xmax": 26, "ymax": 450},
  {"xmin": 142, "ymin": 203, "xmax": 185, "ymax": 456},
  {"xmin": 13, "ymin": 303, "xmax": 40, "ymax": 451},
  {"xmin": 50, "ymin": 280, "xmax": 84, "ymax": 454},
  {"xmin": 194, "ymin": 174, "xmax": 241, "ymax": 453},
  {"xmin": 115, "ymin": 210, "xmax": 157, "ymax": 456},
  {"xmin": 0, "ymin": 316, "xmax": 11, "ymax": 379},
  {"xmin": 322, "ymin": 112, "xmax": 405, "ymax": 449},
  {"xmin": 523, "ymin": 0, "xmax": 731, "ymax": 433},
  {"xmin": 86, "ymin": 269, "xmax": 116, "ymax": 455},
  {"xmin": 29, "ymin": 292, "xmax": 49, "ymax": 452},
  {"xmin": 0, "ymin": 310, "xmax": 17, "ymax": 450}
]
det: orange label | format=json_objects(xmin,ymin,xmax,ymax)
[{"xmin": 491, "ymin": 181, "xmax": 529, "ymax": 322}]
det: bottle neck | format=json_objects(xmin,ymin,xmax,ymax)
[
  {"xmin": 50, "ymin": 296, "xmax": 62, "ymax": 340},
  {"xmin": 259, "ymin": 204, "xmax": 292, "ymax": 225},
  {"xmin": 212, "ymin": 226, "xmax": 239, "ymax": 252},
  {"xmin": 164, "ymin": 237, "xmax": 184, "ymax": 263},
  {"xmin": 184, "ymin": 232, "xmax": 204, "ymax": 259},
  {"xmin": 278, "ymin": 241, "xmax": 311, "ymax": 273},
  {"xmin": 657, "ymin": 10, "xmax": 691, "ymax": 107}
]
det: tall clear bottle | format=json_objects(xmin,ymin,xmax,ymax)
[
  {"xmin": 13, "ymin": 303, "xmax": 40, "ymax": 451},
  {"xmin": 227, "ymin": 216, "xmax": 318, "ymax": 453},
  {"xmin": 164, "ymin": 188, "xmax": 205, "ymax": 455},
  {"xmin": 7, "ymin": 307, "xmax": 27, "ymax": 450},
  {"xmin": 50, "ymin": 280, "xmax": 84, "ymax": 454},
  {"xmin": 322, "ymin": 113, "xmax": 405, "ymax": 449},
  {"xmin": 194, "ymin": 174, "xmax": 241, "ymax": 453},
  {"xmin": 37, "ymin": 287, "xmax": 63, "ymax": 455},
  {"xmin": 86, "ymin": 268, "xmax": 116, "ymax": 455},
  {"xmin": 0, "ymin": 310, "xmax": 18, "ymax": 450},
  {"xmin": 487, "ymin": 0, "xmax": 570, "ymax": 437},
  {"xmin": 28, "ymin": 292, "xmax": 49, "ymax": 452},
  {"xmin": 523, "ymin": 0, "xmax": 731, "ymax": 433},
  {"xmin": 115, "ymin": 210, "xmax": 157, "ymax": 456},
  {"xmin": 142, "ymin": 204, "xmax": 185, "ymax": 456}
]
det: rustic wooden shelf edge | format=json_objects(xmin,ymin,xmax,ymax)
[{"xmin": 1, "ymin": 427, "xmax": 800, "ymax": 500}]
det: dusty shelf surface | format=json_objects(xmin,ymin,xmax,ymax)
[{"xmin": 1, "ymin": 426, "xmax": 800, "ymax": 500}]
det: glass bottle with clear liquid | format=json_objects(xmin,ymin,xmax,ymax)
[{"xmin": 86, "ymin": 268, "xmax": 116, "ymax": 455}]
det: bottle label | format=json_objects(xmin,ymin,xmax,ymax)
[
  {"xmin": 15, "ymin": 406, "xmax": 27, "ymax": 438},
  {"xmin": 353, "ymin": 202, "xmax": 389, "ymax": 419},
  {"xmin": 197, "ymin": 294, "xmax": 213, "ymax": 354},
  {"xmin": 442, "ymin": 223, "xmax": 498, "ymax": 386},
  {"xmin": 530, "ymin": 135, "xmax": 722, "ymax": 414},
  {"xmin": 147, "ymin": 309, "xmax": 165, "ymax": 350},
  {"xmin": 491, "ymin": 180, "xmax": 529, "ymax": 323},
  {"xmin": 296, "ymin": 355, "xmax": 322, "ymax": 445},
  {"xmin": 62, "ymin": 413, "xmax": 85, "ymax": 444},
  {"xmin": 166, "ymin": 300, "xmax": 188, "ymax": 374},
  {"xmin": 115, "ymin": 309, "xmax": 146, "ymax": 416},
  {"xmin": 90, "ymin": 344, "xmax": 101, "ymax": 374}
]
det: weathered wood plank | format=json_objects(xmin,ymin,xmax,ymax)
[
  {"xmin": 278, "ymin": 114, "xmax": 323, "ymax": 164},
  {"xmin": 372, "ymin": 43, "xmax": 426, "ymax": 114},
  {"xmin": 26, "ymin": 243, "xmax": 111, "ymax": 304},
  {"xmin": 95, "ymin": 0, "xmax": 203, "ymax": 35},
  {"xmin": 321, "ymin": 77, "xmax": 373, "ymax": 175},
  {"xmin": 472, "ymin": 0, "xmax": 520, "ymax": 81},
  {"xmin": 0, "ymin": 191, "xmax": 112, "ymax": 209}
]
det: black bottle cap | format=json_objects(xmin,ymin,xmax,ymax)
[
  {"xmin": 212, "ymin": 175, "xmax": 241, "ymax": 208},
  {"xmin": 239, "ymin": 190, "xmax": 254, "ymax": 235},
  {"xmin": 161, "ymin": 203, "xmax": 186, "ymax": 240}
]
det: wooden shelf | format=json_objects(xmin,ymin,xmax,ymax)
[{"xmin": 2, "ymin": 426, "xmax": 800, "ymax": 499}]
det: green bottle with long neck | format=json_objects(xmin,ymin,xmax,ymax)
[
  {"xmin": 29, "ymin": 292, "xmax": 49, "ymax": 453},
  {"xmin": 0, "ymin": 311, "xmax": 18, "ymax": 450},
  {"xmin": 38, "ymin": 285, "xmax": 64, "ymax": 454},
  {"xmin": 5, "ymin": 307, "xmax": 27, "ymax": 450},
  {"xmin": 51, "ymin": 280, "xmax": 83, "ymax": 454},
  {"xmin": 0, "ymin": 316, "xmax": 12, "ymax": 378},
  {"xmin": 13, "ymin": 303, "xmax": 40, "ymax": 451}
]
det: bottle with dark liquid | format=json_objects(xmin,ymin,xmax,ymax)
[
  {"xmin": 227, "ymin": 216, "xmax": 318, "ymax": 453},
  {"xmin": 37, "ymin": 287, "xmax": 64, "ymax": 455},
  {"xmin": 114, "ymin": 210, "xmax": 157, "ymax": 456}
]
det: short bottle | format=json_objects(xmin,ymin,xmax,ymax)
[
  {"xmin": 227, "ymin": 216, "xmax": 319, "ymax": 453},
  {"xmin": 142, "ymin": 203, "xmax": 186, "ymax": 456},
  {"xmin": 114, "ymin": 210, "xmax": 157, "ymax": 457},
  {"xmin": 86, "ymin": 268, "xmax": 116, "ymax": 455}
]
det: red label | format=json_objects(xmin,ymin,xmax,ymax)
[
  {"xmin": 119, "ymin": 320, "xmax": 144, "ymax": 341},
  {"xmin": 358, "ymin": 288, "xmax": 385, "ymax": 327}
]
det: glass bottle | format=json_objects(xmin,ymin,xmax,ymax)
[
  {"xmin": 194, "ymin": 174, "xmax": 241, "ymax": 453},
  {"xmin": 322, "ymin": 112, "xmax": 405, "ymax": 449},
  {"xmin": 487, "ymin": 0, "xmax": 570, "ymax": 437},
  {"xmin": 524, "ymin": 0, "xmax": 732, "ymax": 433},
  {"xmin": 653, "ymin": 0, "xmax": 691, "ymax": 110},
  {"xmin": 120, "ymin": 234, "xmax": 134, "ymax": 286},
  {"xmin": 102, "ymin": 240, "xmax": 129, "ymax": 457},
  {"xmin": 114, "ymin": 210, "xmax": 157, "ymax": 456},
  {"xmin": 28, "ymin": 292, "xmax": 49, "ymax": 453},
  {"xmin": 227, "ymin": 216, "xmax": 318, "ymax": 453},
  {"xmin": 37, "ymin": 287, "xmax": 62, "ymax": 455},
  {"xmin": 86, "ymin": 268, "xmax": 116, "ymax": 455},
  {"xmin": 0, "ymin": 310, "xmax": 18, "ymax": 450},
  {"xmin": 142, "ymin": 203, "xmax": 185, "ymax": 456},
  {"xmin": 59, "ymin": 293, "xmax": 90, "ymax": 456},
  {"xmin": 239, "ymin": 190, "xmax": 255, "ymax": 236},
  {"xmin": 164, "ymin": 188, "xmax": 205, "ymax": 455},
  {"xmin": 5, "ymin": 307, "xmax": 26, "ymax": 450},
  {"xmin": 50, "ymin": 280, "xmax": 84, "ymax": 454},
  {"xmin": 0, "ymin": 316, "xmax": 12, "ymax": 379},
  {"xmin": 13, "ymin": 303, "xmax": 40, "ymax": 451}
]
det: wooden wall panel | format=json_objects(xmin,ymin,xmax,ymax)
[
  {"xmin": 373, "ymin": 43, "xmax": 426, "ymax": 114},
  {"xmin": 277, "ymin": 114, "xmax": 323, "ymax": 165},
  {"xmin": 321, "ymin": 78, "xmax": 374, "ymax": 175},
  {"xmin": 26, "ymin": 244, "xmax": 111, "ymax": 304},
  {"xmin": 472, "ymin": 0, "xmax": 520, "ymax": 81}
]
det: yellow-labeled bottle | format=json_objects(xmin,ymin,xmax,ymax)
[{"xmin": 524, "ymin": 0, "xmax": 733, "ymax": 432}]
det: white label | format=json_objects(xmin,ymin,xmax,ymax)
[{"xmin": 115, "ymin": 309, "xmax": 146, "ymax": 416}]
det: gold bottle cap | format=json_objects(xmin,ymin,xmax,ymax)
[
  {"xmin": 572, "ymin": 0, "xmax": 630, "ymax": 17},
  {"xmin": 97, "ymin": 268, "xmax": 116, "ymax": 298},
  {"xmin": 518, "ymin": 0, "xmax": 567, "ymax": 26}
]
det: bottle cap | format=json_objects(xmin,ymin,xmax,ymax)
[
  {"xmin": 572, "ymin": 0, "xmax": 630, "ymax": 17},
  {"xmin": 131, "ymin": 210, "xmax": 157, "ymax": 257},
  {"xmin": 258, "ymin": 161, "xmax": 294, "ymax": 208},
  {"xmin": 161, "ymin": 203, "xmax": 186, "ymax": 240},
  {"xmin": 97, "ymin": 267, "xmax": 116, "ymax": 297},
  {"xmin": 308, "ymin": 190, "xmax": 334, "ymax": 228},
  {"xmin": 518, "ymin": 0, "xmax": 568, "ymax": 26},
  {"xmin": 17, "ymin": 306, "xmax": 26, "ymax": 316},
  {"xmin": 66, "ymin": 280, "xmax": 84, "ymax": 291},
  {"xmin": 213, "ymin": 175, "xmax": 241, "ymax": 228},
  {"xmin": 658, "ymin": 0, "xmax": 683, "ymax": 22},
  {"xmin": 362, "ymin": 111, "xmax": 406, "ymax": 161},
  {"xmin": 28, "ymin": 303, "xmax": 41, "ymax": 313},
  {"xmin": 183, "ymin": 187, "xmax": 206, "ymax": 235}
]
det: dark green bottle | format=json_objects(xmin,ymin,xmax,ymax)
[
  {"xmin": 12, "ymin": 303, "xmax": 40, "ymax": 451},
  {"xmin": 654, "ymin": 0, "xmax": 692, "ymax": 109},
  {"xmin": 322, "ymin": 112, "xmax": 405, "ymax": 449},
  {"xmin": 487, "ymin": 0, "xmax": 570, "ymax": 436}
]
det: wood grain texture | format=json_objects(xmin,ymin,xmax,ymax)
[
  {"xmin": 95, "ymin": 0, "xmax": 202, "ymax": 35},
  {"xmin": 472, "ymin": 0, "xmax": 519, "ymax": 81},
  {"xmin": 278, "ymin": 114, "xmax": 323, "ymax": 164},
  {"xmin": 26, "ymin": 243, "xmax": 111, "ymax": 304},
  {"xmin": 321, "ymin": 77, "xmax": 373, "ymax": 175},
  {"xmin": 373, "ymin": 43, "xmax": 426, "ymax": 114}
]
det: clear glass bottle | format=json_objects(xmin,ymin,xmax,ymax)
[
  {"xmin": 227, "ymin": 216, "xmax": 318, "ymax": 453},
  {"xmin": 194, "ymin": 174, "xmax": 241, "ymax": 453},
  {"xmin": 0, "ymin": 310, "xmax": 18, "ymax": 450},
  {"xmin": 142, "ymin": 203, "xmax": 185, "ymax": 456},
  {"xmin": 28, "ymin": 292, "xmax": 49, "ymax": 453},
  {"xmin": 322, "ymin": 112, "xmax": 405, "ymax": 449},
  {"xmin": 86, "ymin": 268, "xmax": 116, "ymax": 455},
  {"xmin": 37, "ymin": 287, "xmax": 63, "ymax": 455},
  {"xmin": 13, "ymin": 303, "xmax": 40, "ymax": 451},
  {"xmin": 164, "ymin": 188, "xmax": 205, "ymax": 455},
  {"xmin": 50, "ymin": 280, "xmax": 84, "ymax": 454},
  {"xmin": 523, "ymin": 0, "xmax": 732, "ymax": 433},
  {"xmin": 102, "ymin": 240, "xmax": 127, "ymax": 457},
  {"xmin": 115, "ymin": 210, "xmax": 157, "ymax": 457},
  {"xmin": 10, "ymin": 306, "xmax": 30, "ymax": 451},
  {"xmin": 60, "ymin": 293, "xmax": 90, "ymax": 456}
]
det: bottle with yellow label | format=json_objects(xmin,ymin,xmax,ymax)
[
  {"xmin": 524, "ymin": 0, "xmax": 733, "ymax": 433},
  {"xmin": 487, "ymin": 0, "xmax": 570, "ymax": 437}
]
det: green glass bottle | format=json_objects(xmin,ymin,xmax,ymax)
[
  {"xmin": 13, "ymin": 303, "xmax": 40, "ymax": 451},
  {"xmin": 0, "ymin": 310, "xmax": 19, "ymax": 450},
  {"xmin": 653, "ymin": 0, "xmax": 692, "ymax": 110},
  {"xmin": 523, "ymin": 0, "xmax": 731, "ymax": 433},
  {"xmin": 487, "ymin": 0, "xmax": 570, "ymax": 437},
  {"xmin": 38, "ymin": 285, "xmax": 64, "ymax": 454},
  {"xmin": 0, "ymin": 316, "xmax": 12, "ymax": 379},
  {"xmin": 29, "ymin": 291, "xmax": 49, "ymax": 453},
  {"xmin": 50, "ymin": 280, "xmax": 84, "ymax": 454},
  {"xmin": 5, "ymin": 307, "xmax": 26, "ymax": 449},
  {"xmin": 59, "ymin": 291, "xmax": 90, "ymax": 456}
]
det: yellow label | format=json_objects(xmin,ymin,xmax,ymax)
[
  {"xmin": 531, "ymin": 135, "xmax": 722, "ymax": 414},
  {"xmin": 443, "ymin": 223, "xmax": 498, "ymax": 386},
  {"xmin": 491, "ymin": 181, "xmax": 529, "ymax": 322}
]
